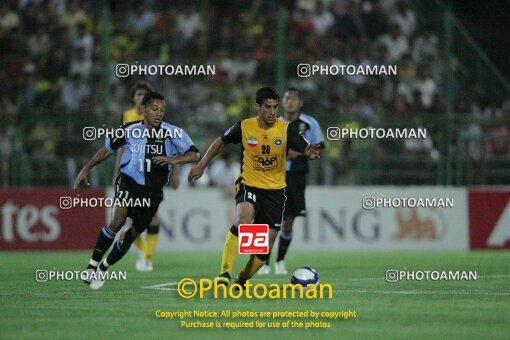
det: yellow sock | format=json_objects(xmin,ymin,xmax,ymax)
[
  {"xmin": 220, "ymin": 231, "xmax": 239, "ymax": 275},
  {"xmin": 239, "ymin": 255, "xmax": 266, "ymax": 280},
  {"xmin": 144, "ymin": 233, "xmax": 158, "ymax": 262},
  {"xmin": 133, "ymin": 235, "xmax": 145, "ymax": 252}
]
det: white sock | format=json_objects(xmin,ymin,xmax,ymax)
[{"xmin": 102, "ymin": 259, "xmax": 110, "ymax": 269}]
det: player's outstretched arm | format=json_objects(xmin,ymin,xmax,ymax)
[
  {"xmin": 74, "ymin": 146, "xmax": 112, "ymax": 189},
  {"xmin": 188, "ymin": 137, "xmax": 225, "ymax": 183},
  {"xmin": 302, "ymin": 143, "xmax": 321, "ymax": 160},
  {"xmin": 287, "ymin": 122, "xmax": 320, "ymax": 160},
  {"xmin": 170, "ymin": 164, "xmax": 180, "ymax": 189},
  {"xmin": 152, "ymin": 151, "xmax": 200, "ymax": 166},
  {"xmin": 287, "ymin": 149, "xmax": 302, "ymax": 159}
]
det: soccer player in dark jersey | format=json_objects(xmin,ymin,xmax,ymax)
[
  {"xmin": 113, "ymin": 81, "xmax": 179, "ymax": 272},
  {"xmin": 259, "ymin": 88, "xmax": 325, "ymax": 275},
  {"xmin": 74, "ymin": 91, "xmax": 199, "ymax": 290},
  {"xmin": 188, "ymin": 87, "xmax": 320, "ymax": 287}
]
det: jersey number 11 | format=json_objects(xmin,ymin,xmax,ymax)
[{"xmin": 139, "ymin": 159, "xmax": 152, "ymax": 172}]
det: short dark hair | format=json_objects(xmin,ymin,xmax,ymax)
[
  {"xmin": 285, "ymin": 87, "xmax": 302, "ymax": 99},
  {"xmin": 141, "ymin": 91, "xmax": 165, "ymax": 106},
  {"xmin": 130, "ymin": 81, "xmax": 153, "ymax": 103},
  {"xmin": 256, "ymin": 87, "xmax": 279, "ymax": 105}
]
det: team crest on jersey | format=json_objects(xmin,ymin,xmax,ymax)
[
  {"xmin": 273, "ymin": 137, "xmax": 283, "ymax": 147},
  {"xmin": 247, "ymin": 137, "xmax": 258, "ymax": 147}
]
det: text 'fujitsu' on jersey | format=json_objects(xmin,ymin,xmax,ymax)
[{"xmin": 105, "ymin": 121, "xmax": 198, "ymax": 189}]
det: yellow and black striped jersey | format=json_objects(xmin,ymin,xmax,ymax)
[{"xmin": 221, "ymin": 117, "xmax": 309, "ymax": 190}]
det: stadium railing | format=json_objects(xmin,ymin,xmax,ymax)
[
  {"xmin": 4, "ymin": 113, "xmax": 508, "ymax": 188},
  {"xmin": 413, "ymin": 0, "xmax": 510, "ymax": 105}
]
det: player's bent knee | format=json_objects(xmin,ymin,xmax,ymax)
[
  {"xmin": 120, "ymin": 227, "xmax": 138, "ymax": 246},
  {"xmin": 150, "ymin": 215, "xmax": 159, "ymax": 226},
  {"xmin": 108, "ymin": 221, "xmax": 124, "ymax": 233},
  {"xmin": 109, "ymin": 215, "xmax": 128, "ymax": 232},
  {"xmin": 235, "ymin": 203, "xmax": 255, "ymax": 226},
  {"xmin": 282, "ymin": 216, "xmax": 295, "ymax": 234},
  {"xmin": 281, "ymin": 224, "xmax": 293, "ymax": 234}
]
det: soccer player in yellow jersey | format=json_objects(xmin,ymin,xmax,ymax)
[
  {"xmin": 113, "ymin": 81, "xmax": 180, "ymax": 272},
  {"xmin": 188, "ymin": 87, "xmax": 320, "ymax": 287}
]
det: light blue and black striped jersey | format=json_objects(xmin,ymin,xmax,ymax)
[
  {"xmin": 105, "ymin": 121, "xmax": 198, "ymax": 189},
  {"xmin": 279, "ymin": 113, "xmax": 325, "ymax": 173}
]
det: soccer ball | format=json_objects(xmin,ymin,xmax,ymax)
[{"xmin": 291, "ymin": 267, "xmax": 319, "ymax": 290}]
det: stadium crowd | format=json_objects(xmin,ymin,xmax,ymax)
[{"xmin": 0, "ymin": 0, "xmax": 508, "ymax": 186}]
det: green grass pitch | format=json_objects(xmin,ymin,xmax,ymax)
[{"xmin": 2, "ymin": 251, "xmax": 509, "ymax": 339}]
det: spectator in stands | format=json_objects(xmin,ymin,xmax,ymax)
[
  {"xmin": 27, "ymin": 25, "xmax": 51, "ymax": 59},
  {"xmin": 361, "ymin": 0, "xmax": 388, "ymax": 40},
  {"xmin": 209, "ymin": 151, "xmax": 240, "ymax": 191},
  {"xmin": 391, "ymin": 0, "xmax": 416, "ymax": 37},
  {"xmin": 60, "ymin": 73, "xmax": 90, "ymax": 112},
  {"xmin": 398, "ymin": 53, "xmax": 417, "ymax": 83},
  {"xmin": 3, "ymin": 0, "xmax": 507, "ymax": 187},
  {"xmin": 378, "ymin": 23, "xmax": 409, "ymax": 62},
  {"xmin": 485, "ymin": 126, "xmax": 510, "ymax": 158},
  {"xmin": 396, "ymin": 53, "xmax": 416, "ymax": 104},
  {"xmin": 26, "ymin": 121, "xmax": 58, "ymax": 184},
  {"xmin": 0, "ymin": 3, "xmax": 19, "ymax": 36},
  {"xmin": 336, "ymin": 1, "xmax": 365, "ymax": 42},
  {"xmin": 195, "ymin": 94, "xmax": 227, "ymax": 125},
  {"xmin": 69, "ymin": 47, "xmax": 92, "ymax": 80},
  {"xmin": 220, "ymin": 50, "xmax": 258, "ymax": 83},
  {"xmin": 373, "ymin": 43, "xmax": 393, "ymax": 68},
  {"xmin": 176, "ymin": 5, "xmax": 201, "ymax": 41},
  {"xmin": 0, "ymin": 125, "xmax": 14, "ymax": 186},
  {"xmin": 403, "ymin": 117, "xmax": 438, "ymax": 161},
  {"xmin": 310, "ymin": 1, "xmax": 335, "ymax": 36},
  {"xmin": 352, "ymin": 95, "xmax": 376, "ymax": 122},
  {"xmin": 126, "ymin": 1, "xmax": 155, "ymax": 34},
  {"xmin": 290, "ymin": 6, "xmax": 314, "ymax": 40},
  {"xmin": 71, "ymin": 22, "xmax": 94, "ymax": 60},
  {"xmin": 412, "ymin": 27, "xmax": 439, "ymax": 63},
  {"xmin": 345, "ymin": 47, "xmax": 371, "ymax": 87},
  {"xmin": 59, "ymin": 0, "xmax": 87, "ymax": 37},
  {"xmin": 413, "ymin": 67, "xmax": 437, "ymax": 110},
  {"xmin": 462, "ymin": 119, "xmax": 483, "ymax": 161},
  {"xmin": 18, "ymin": 64, "xmax": 39, "ymax": 107}
]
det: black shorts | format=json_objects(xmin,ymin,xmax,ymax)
[
  {"xmin": 284, "ymin": 172, "xmax": 307, "ymax": 217},
  {"xmin": 235, "ymin": 180, "xmax": 286, "ymax": 231},
  {"xmin": 115, "ymin": 174, "xmax": 163, "ymax": 234}
]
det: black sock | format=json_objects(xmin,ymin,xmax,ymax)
[
  {"xmin": 105, "ymin": 239, "xmax": 131, "ymax": 267},
  {"xmin": 265, "ymin": 250, "xmax": 271, "ymax": 265},
  {"xmin": 276, "ymin": 231, "xmax": 292, "ymax": 262},
  {"xmin": 88, "ymin": 226, "xmax": 116, "ymax": 269},
  {"xmin": 229, "ymin": 225, "xmax": 238, "ymax": 236},
  {"xmin": 147, "ymin": 225, "xmax": 159, "ymax": 234}
]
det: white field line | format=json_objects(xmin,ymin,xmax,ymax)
[
  {"xmin": 141, "ymin": 281, "xmax": 179, "ymax": 291},
  {"xmin": 141, "ymin": 282, "xmax": 510, "ymax": 296},
  {"xmin": 335, "ymin": 289, "xmax": 510, "ymax": 296},
  {"xmin": 350, "ymin": 274, "xmax": 510, "ymax": 281}
]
